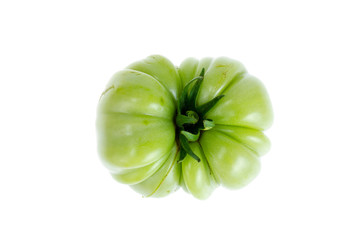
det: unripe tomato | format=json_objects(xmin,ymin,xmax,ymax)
[{"xmin": 97, "ymin": 55, "xmax": 273, "ymax": 199}]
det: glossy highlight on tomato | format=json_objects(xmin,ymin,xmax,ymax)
[{"xmin": 96, "ymin": 55, "xmax": 273, "ymax": 199}]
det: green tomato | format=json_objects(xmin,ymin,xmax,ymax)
[{"xmin": 96, "ymin": 55, "xmax": 273, "ymax": 199}]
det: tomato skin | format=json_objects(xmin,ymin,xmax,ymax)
[
  {"xmin": 96, "ymin": 70, "xmax": 175, "ymax": 171},
  {"xmin": 96, "ymin": 55, "xmax": 273, "ymax": 199},
  {"xmin": 200, "ymin": 129, "xmax": 261, "ymax": 189},
  {"xmin": 181, "ymin": 143, "xmax": 218, "ymax": 200},
  {"xmin": 130, "ymin": 144, "xmax": 181, "ymax": 197}
]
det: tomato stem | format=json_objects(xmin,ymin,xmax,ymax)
[{"xmin": 176, "ymin": 68, "xmax": 225, "ymax": 163}]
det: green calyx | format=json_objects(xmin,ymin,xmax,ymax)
[{"xmin": 176, "ymin": 68, "xmax": 224, "ymax": 163}]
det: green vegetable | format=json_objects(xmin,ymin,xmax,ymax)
[{"xmin": 96, "ymin": 55, "xmax": 273, "ymax": 199}]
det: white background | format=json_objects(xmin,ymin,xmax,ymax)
[{"xmin": 1, "ymin": 0, "xmax": 361, "ymax": 239}]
